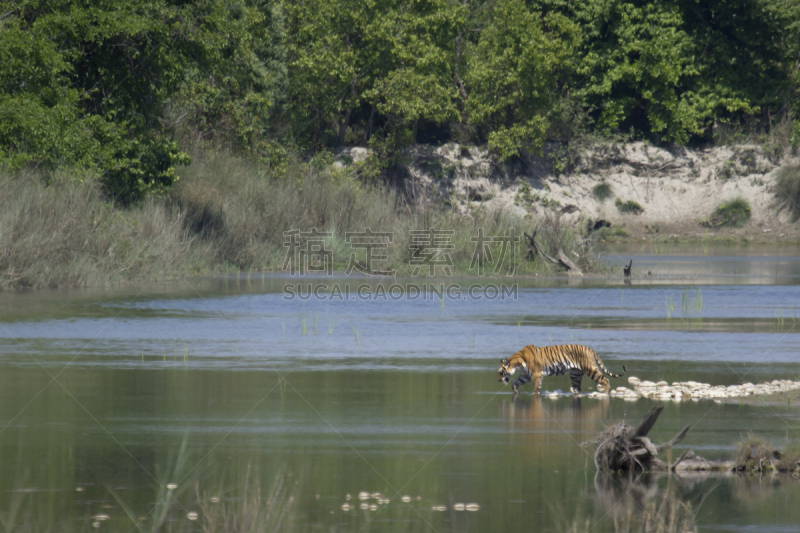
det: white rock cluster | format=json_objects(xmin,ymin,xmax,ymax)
[
  {"xmin": 341, "ymin": 491, "xmax": 478, "ymax": 513},
  {"xmin": 606, "ymin": 376, "xmax": 800, "ymax": 401}
]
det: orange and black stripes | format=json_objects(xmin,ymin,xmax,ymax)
[{"xmin": 497, "ymin": 344, "xmax": 627, "ymax": 395}]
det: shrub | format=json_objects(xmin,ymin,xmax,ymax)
[
  {"xmin": 780, "ymin": 442, "xmax": 800, "ymax": 472},
  {"xmin": 702, "ymin": 197, "xmax": 751, "ymax": 228},
  {"xmin": 615, "ymin": 198, "xmax": 644, "ymax": 215},
  {"xmin": 591, "ymin": 227, "xmax": 611, "ymax": 241},
  {"xmin": 775, "ymin": 164, "xmax": 800, "ymax": 219},
  {"xmin": 734, "ymin": 435, "xmax": 780, "ymax": 472},
  {"xmin": 592, "ymin": 181, "xmax": 613, "ymax": 201}
]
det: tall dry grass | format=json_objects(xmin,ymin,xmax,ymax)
[
  {"xmin": 169, "ymin": 151, "xmax": 414, "ymax": 272},
  {"xmin": 774, "ymin": 164, "xmax": 800, "ymax": 220},
  {"xmin": 0, "ymin": 171, "xmax": 209, "ymax": 289},
  {"xmin": 171, "ymin": 150, "xmax": 603, "ymax": 277},
  {"xmin": 1, "ymin": 151, "xmax": 603, "ymax": 289}
]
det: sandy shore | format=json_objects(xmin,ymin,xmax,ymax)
[{"xmin": 339, "ymin": 142, "xmax": 800, "ymax": 244}]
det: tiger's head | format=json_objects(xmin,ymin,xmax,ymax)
[{"xmin": 497, "ymin": 358, "xmax": 516, "ymax": 384}]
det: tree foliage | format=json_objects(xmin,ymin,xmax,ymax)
[
  {"xmin": 278, "ymin": 0, "xmax": 800, "ymax": 159},
  {"xmin": 2, "ymin": 0, "xmax": 799, "ymax": 194},
  {"xmin": 465, "ymin": 0, "xmax": 578, "ymax": 158},
  {"xmin": 0, "ymin": 0, "xmax": 283, "ymax": 202}
]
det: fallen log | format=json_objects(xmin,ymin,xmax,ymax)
[
  {"xmin": 672, "ymin": 450, "xmax": 735, "ymax": 472},
  {"xmin": 557, "ymin": 249, "xmax": 584, "ymax": 277},
  {"xmin": 586, "ymin": 407, "xmax": 797, "ymax": 473},
  {"xmin": 523, "ymin": 231, "xmax": 583, "ymax": 276},
  {"xmin": 588, "ymin": 406, "xmax": 689, "ymax": 473}
]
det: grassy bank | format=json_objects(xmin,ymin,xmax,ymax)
[
  {"xmin": 0, "ymin": 170, "xmax": 210, "ymax": 289},
  {"xmin": 0, "ymin": 152, "xmax": 603, "ymax": 289}
]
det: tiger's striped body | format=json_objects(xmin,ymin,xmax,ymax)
[{"xmin": 497, "ymin": 344, "xmax": 626, "ymax": 394}]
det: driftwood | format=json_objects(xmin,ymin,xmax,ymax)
[
  {"xmin": 672, "ymin": 450, "xmax": 734, "ymax": 472},
  {"xmin": 589, "ymin": 406, "xmax": 745, "ymax": 473},
  {"xmin": 589, "ymin": 406, "xmax": 689, "ymax": 473},
  {"xmin": 623, "ymin": 259, "xmax": 632, "ymax": 277},
  {"xmin": 523, "ymin": 231, "xmax": 584, "ymax": 276},
  {"xmin": 557, "ymin": 249, "xmax": 584, "ymax": 276}
]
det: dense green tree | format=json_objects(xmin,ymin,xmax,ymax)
[
  {"xmin": 281, "ymin": 0, "xmax": 389, "ymax": 147},
  {"xmin": 571, "ymin": 0, "xmax": 799, "ymax": 143},
  {"xmin": 0, "ymin": 8, "xmax": 103, "ymax": 170},
  {"xmin": 676, "ymin": 0, "xmax": 798, "ymax": 128},
  {"xmin": 367, "ymin": 0, "xmax": 464, "ymax": 147},
  {"xmin": 464, "ymin": 0, "xmax": 578, "ymax": 158},
  {"xmin": 282, "ymin": 0, "xmax": 465, "ymax": 150},
  {"xmin": 571, "ymin": 0, "xmax": 709, "ymax": 143},
  {"xmin": 175, "ymin": 0, "xmax": 287, "ymax": 151},
  {"xmin": 3, "ymin": 0, "xmax": 800, "ymax": 191},
  {"xmin": 0, "ymin": 0, "xmax": 284, "ymax": 202}
]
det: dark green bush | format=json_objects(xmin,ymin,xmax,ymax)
[
  {"xmin": 615, "ymin": 198, "xmax": 644, "ymax": 215},
  {"xmin": 592, "ymin": 182, "xmax": 613, "ymax": 201},
  {"xmin": 702, "ymin": 197, "xmax": 751, "ymax": 228}
]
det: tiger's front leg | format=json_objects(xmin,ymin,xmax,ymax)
[
  {"xmin": 512, "ymin": 373, "xmax": 532, "ymax": 394},
  {"xmin": 569, "ymin": 368, "xmax": 584, "ymax": 394}
]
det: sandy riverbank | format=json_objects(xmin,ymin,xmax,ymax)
[{"xmin": 339, "ymin": 142, "xmax": 800, "ymax": 244}]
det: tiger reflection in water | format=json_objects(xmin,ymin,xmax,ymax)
[{"xmin": 498, "ymin": 395, "xmax": 611, "ymax": 463}]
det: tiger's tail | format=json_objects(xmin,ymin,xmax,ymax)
[{"xmin": 591, "ymin": 349, "xmax": 627, "ymax": 378}]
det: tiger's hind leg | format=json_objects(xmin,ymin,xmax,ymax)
[
  {"xmin": 569, "ymin": 368, "xmax": 584, "ymax": 394},
  {"xmin": 587, "ymin": 368, "xmax": 610, "ymax": 392}
]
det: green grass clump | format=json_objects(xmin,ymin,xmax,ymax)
[
  {"xmin": 732, "ymin": 434, "xmax": 800, "ymax": 473},
  {"xmin": 592, "ymin": 182, "xmax": 613, "ymax": 201},
  {"xmin": 779, "ymin": 442, "xmax": 800, "ymax": 472},
  {"xmin": 734, "ymin": 434, "xmax": 789, "ymax": 472},
  {"xmin": 615, "ymin": 198, "xmax": 644, "ymax": 215},
  {"xmin": 701, "ymin": 197, "xmax": 751, "ymax": 228},
  {"xmin": 775, "ymin": 164, "xmax": 800, "ymax": 219}
]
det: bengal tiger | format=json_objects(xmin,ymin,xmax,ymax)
[{"xmin": 497, "ymin": 344, "xmax": 626, "ymax": 394}]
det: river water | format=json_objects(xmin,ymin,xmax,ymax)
[{"xmin": 0, "ymin": 243, "xmax": 799, "ymax": 532}]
